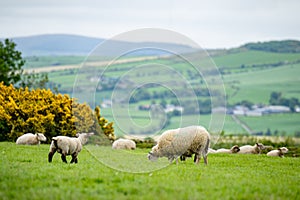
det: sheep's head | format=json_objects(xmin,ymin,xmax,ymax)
[
  {"xmin": 147, "ymin": 145, "xmax": 159, "ymax": 161},
  {"xmin": 231, "ymin": 145, "xmax": 240, "ymax": 153},
  {"xmin": 147, "ymin": 151, "xmax": 158, "ymax": 161},
  {"xmin": 255, "ymin": 143, "xmax": 265, "ymax": 150},
  {"xmin": 279, "ymin": 147, "xmax": 288, "ymax": 154},
  {"xmin": 36, "ymin": 133, "xmax": 47, "ymax": 142},
  {"xmin": 77, "ymin": 132, "xmax": 94, "ymax": 145}
]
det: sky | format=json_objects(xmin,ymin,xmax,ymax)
[{"xmin": 1, "ymin": 0, "xmax": 300, "ymax": 49}]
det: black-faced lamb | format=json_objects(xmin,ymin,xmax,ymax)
[
  {"xmin": 16, "ymin": 133, "xmax": 47, "ymax": 145},
  {"xmin": 112, "ymin": 138, "xmax": 136, "ymax": 150},
  {"xmin": 237, "ymin": 143, "xmax": 265, "ymax": 154},
  {"xmin": 147, "ymin": 125, "xmax": 210, "ymax": 165},
  {"xmin": 48, "ymin": 132, "xmax": 94, "ymax": 164},
  {"xmin": 267, "ymin": 147, "xmax": 288, "ymax": 157}
]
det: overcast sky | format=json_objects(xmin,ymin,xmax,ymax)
[{"xmin": 1, "ymin": 0, "xmax": 300, "ymax": 49}]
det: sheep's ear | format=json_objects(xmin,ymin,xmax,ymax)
[{"xmin": 76, "ymin": 133, "xmax": 80, "ymax": 137}]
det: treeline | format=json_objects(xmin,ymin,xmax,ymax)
[
  {"xmin": 242, "ymin": 40, "xmax": 300, "ymax": 53},
  {"xmin": 269, "ymin": 91, "xmax": 300, "ymax": 112}
]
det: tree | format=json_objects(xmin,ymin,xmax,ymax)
[{"xmin": 0, "ymin": 39, "xmax": 25, "ymax": 85}]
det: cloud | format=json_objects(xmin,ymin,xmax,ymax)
[{"xmin": 0, "ymin": 0, "xmax": 300, "ymax": 48}]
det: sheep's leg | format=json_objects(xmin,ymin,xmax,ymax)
[
  {"xmin": 61, "ymin": 153, "xmax": 68, "ymax": 163},
  {"xmin": 194, "ymin": 154, "xmax": 200, "ymax": 164},
  {"xmin": 203, "ymin": 154, "xmax": 208, "ymax": 165},
  {"xmin": 70, "ymin": 153, "xmax": 78, "ymax": 164},
  {"xmin": 48, "ymin": 149, "xmax": 56, "ymax": 163}
]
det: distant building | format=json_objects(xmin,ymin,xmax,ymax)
[{"xmin": 164, "ymin": 104, "xmax": 184, "ymax": 113}]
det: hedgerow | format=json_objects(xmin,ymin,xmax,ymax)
[{"xmin": 0, "ymin": 82, "xmax": 114, "ymax": 142}]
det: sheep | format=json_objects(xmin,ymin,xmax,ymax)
[
  {"xmin": 147, "ymin": 125, "xmax": 210, "ymax": 165},
  {"xmin": 237, "ymin": 143, "xmax": 265, "ymax": 154},
  {"xmin": 215, "ymin": 145, "xmax": 240, "ymax": 154},
  {"xmin": 267, "ymin": 147, "xmax": 288, "ymax": 157},
  {"xmin": 112, "ymin": 138, "xmax": 136, "ymax": 150},
  {"xmin": 208, "ymin": 148, "xmax": 217, "ymax": 154},
  {"xmin": 16, "ymin": 133, "xmax": 47, "ymax": 145},
  {"xmin": 48, "ymin": 132, "xmax": 94, "ymax": 164}
]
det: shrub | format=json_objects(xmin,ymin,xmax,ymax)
[{"xmin": 0, "ymin": 82, "xmax": 114, "ymax": 142}]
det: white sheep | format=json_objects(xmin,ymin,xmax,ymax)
[
  {"xmin": 16, "ymin": 133, "xmax": 47, "ymax": 145},
  {"xmin": 147, "ymin": 125, "xmax": 210, "ymax": 165},
  {"xmin": 215, "ymin": 145, "xmax": 240, "ymax": 154},
  {"xmin": 237, "ymin": 143, "xmax": 265, "ymax": 154},
  {"xmin": 48, "ymin": 132, "xmax": 94, "ymax": 164},
  {"xmin": 112, "ymin": 138, "xmax": 136, "ymax": 150},
  {"xmin": 267, "ymin": 147, "xmax": 288, "ymax": 157},
  {"xmin": 208, "ymin": 148, "xmax": 217, "ymax": 154}
]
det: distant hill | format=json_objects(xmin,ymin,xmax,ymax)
[
  {"xmin": 3, "ymin": 34, "xmax": 197, "ymax": 57},
  {"xmin": 241, "ymin": 40, "xmax": 300, "ymax": 53}
]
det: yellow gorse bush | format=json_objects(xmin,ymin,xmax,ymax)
[{"xmin": 0, "ymin": 82, "xmax": 114, "ymax": 142}]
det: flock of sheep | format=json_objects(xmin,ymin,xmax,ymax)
[{"xmin": 15, "ymin": 125, "xmax": 289, "ymax": 164}]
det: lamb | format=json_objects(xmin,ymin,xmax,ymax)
[
  {"xmin": 215, "ymin": 145, "xmax": 240, "ymax": 154},
  {"xmin": 237, "ymin": 143, "xmax": 265, "ymax": 154},
  {"xmin": 267, "ymin": 147, "xmax": 288, "ymax": 157},
  {"xmin": 112, "ymin": 138, "xmax": 136, "ymax": 150},
  {"xmin": 48, "ymin": 132, "xmax": 94, "ymax": 164},
  {"xmin": 16, "ymin": 133, "xmax": 47, "ymax": 145},
  {"xmin": 147, "ymin": 125, "xmax": 210, "ymax": 165}
]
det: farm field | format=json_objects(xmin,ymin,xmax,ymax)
[
  {"xmin": 0, "ymin": 142, "xmax": 299, "ymax": 199},
  {"xmin": 23, "ymin": 49, "xmax": 300, "ymax": 137}
]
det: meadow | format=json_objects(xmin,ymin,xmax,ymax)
[
  {"xmin": 23, "ymin": 49, "xmax": 300, "ymax": 137},
  {"xmin": 0, "ymin": 142, "xmax": 299, "ymax": 200}
]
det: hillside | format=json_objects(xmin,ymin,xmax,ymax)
[{"xmin": 3, "ymin": 34, "xmax": 197, "ymax": 56}]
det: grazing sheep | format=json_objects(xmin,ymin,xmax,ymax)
[
  {"xmin": 267, "ymin": 147, "xmax": 288, "ymax": 157},
  {"xmin": 215, "ymin": 145, "xmax": 240, "ymax": 154},
  {"xmin": 147, "ymin": 125, "xmax": 210, "ymax": 165},
  {"xmin": 16, "ymin": 133, "xmax": 47, "ymax": 145},
  {"xmin": 48, "ymin": 132, "xmax": 94, "ymax": 164},
  {"xmin": 112, "ymin": 138, "xmax": 136, "ymax": 150},
  {"xmin": 238, "ymin": 143, "xmax": 265, "ymax": 154}
]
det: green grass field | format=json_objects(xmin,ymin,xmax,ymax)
[
  {"xmin": 1, "ymin": 142, "xmax": 299, "ymax": 199},
  {"xmin": 24, "ymin": 50, "xmax": 300, "ymax": 137}
]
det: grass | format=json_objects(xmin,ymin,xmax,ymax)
[
  {"xmin": 239, "ymin": 113, "xmax": 300, "ymax": 135},
  {"xmin": 0, "ymin": 142, "xmax": 299, "ymax": 199}
]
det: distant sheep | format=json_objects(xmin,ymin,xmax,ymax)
[
  {"xmin": 112, "ymin": 138, "xmax": 136, "ymax": 150},
  {"xmin": 48, "ymin": 132, "xmax": 94, "ymax": 164},
  {"xmin": 16, "ymin": 133, "xmax": 47, "ymax": 145},
  {"xmin": 147, "ymin": 125, "xmax": 210, "ymax": 165},
  {"xmin": 215, "ymin": 145, "xmax": 240, "ymax": 154},
  {"xmin": 208, "ymin": 148, "xmax": 217, "ymax": 154},
  {"xmin": 267, "ymin": 147, "xmax": 288, "ymax": 157},
  {"xmin": 238, "ymin": 143, "xmax": 265, "ymax": 154}
]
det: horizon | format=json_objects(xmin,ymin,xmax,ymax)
[{"xmin": 3, "ymin": 33, "xmax": 300, "ymax": 50}]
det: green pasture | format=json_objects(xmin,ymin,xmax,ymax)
[
  {"xmin": 25, "ymin": 56, "xmax": 86, "ymax": 68},
  {"xmin": 239, "ymin": 113, "xmax": 300, "ymax": 135},
  {"xmin": 224, "ymin": 64, "xmax": 300, "ymax": 104},
  {"xmin": 0, "ymin": 142, "xmax": 299, "ymax": 199},
  {"xmin": 213, "ymin": 50, "xmax": 300, "ymax": 68}
]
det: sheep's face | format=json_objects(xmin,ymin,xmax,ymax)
[
  {"xmin": 231, "ymin": 145, "xmax": 240, "ymax": 153},
  {"xmin": 255, "ymin": 143, "xmax": 265, "ymax": 150},
  {"xmin": 279, "ymin": 147, "xmax": 288, "ymax": 153},
  {"xmin": 36, "ymin": 133, "xmax": 47, "ymax": 142},
  {"xmin": 77, "ymin": 132, "xmax": 94, "ymax": 145},
  {"xmin": 147, "ymin": 151, "xmax": 158, "ymax": 161}
]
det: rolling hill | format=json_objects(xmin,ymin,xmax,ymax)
[{"xmin": 3, "ymin": 34, "xmax": 197, "ymax": 56}]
